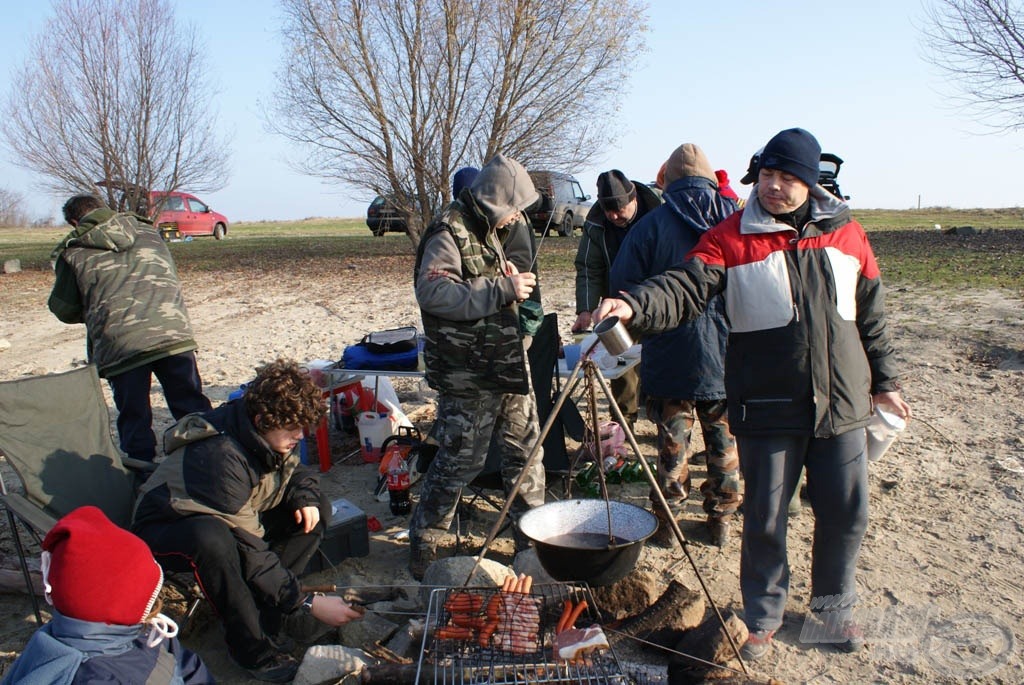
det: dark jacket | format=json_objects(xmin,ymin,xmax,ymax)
[
  {"xmin": 574, "ymin": 182, "xmax": 662, "ymax": 313},
  {"xmin": 1, "ymin": 609, "xmax": 213, "ymax": 685},
  {"xmin": 132, "ymin": 400, "xmax": 319, "ymax": 613},
  {"xmin": 48, "ymin": 208, "xmax": 197, "ymax": 378},
  {"xmin": 610, "ymin": 176, "xmax": 737, "ymax": 400},
  {"xmin": 622, "ymin": 186, "xmax": 901, "ymax": 438}
]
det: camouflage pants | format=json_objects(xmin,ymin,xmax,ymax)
[
  {"xmin": 646, "ymin": 397, "xmax": 742, "ymax": 521},
  {"xmin": 409, "ymin": 385, "xmax": 546, "ymax": 543}
]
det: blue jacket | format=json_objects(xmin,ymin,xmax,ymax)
[
  {"xmin": 610, "ymin": 176, "xmax": 737, "ymax": 400},
  {"xmin": 2, "ymin": 610, "xmax": 214, "ymax": 685}
]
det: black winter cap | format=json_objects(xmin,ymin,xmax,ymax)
[
  {"xmin": 596, "ymin": 170, "xmax": 636, "ymax": 210},
  {"xmin": 758, "ymin": 128, "xmax": 821, "ymax": 189}
]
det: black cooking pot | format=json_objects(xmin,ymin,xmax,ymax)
[{"xmin": 517, "ymin": 499, "xmax": 657, "ymax": 586}]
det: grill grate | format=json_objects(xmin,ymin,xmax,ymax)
[{"xmin": 416, "ymin": 583, "xmax": 630, "ymax": 685}]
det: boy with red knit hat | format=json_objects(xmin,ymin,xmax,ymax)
[{"xmin": 2, "ymin": 505, "xmax": 212, "ymax": 684}]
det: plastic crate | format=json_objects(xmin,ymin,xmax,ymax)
[{"xmin": 303, "ymin": 498, "xmax": 369, "ymax": 575}]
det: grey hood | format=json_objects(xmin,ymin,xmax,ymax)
[{"xmin": 466, "ymin": 154, "xmax": 540, "ymax": 229}]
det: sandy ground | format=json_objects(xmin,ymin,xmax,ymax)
[{"xmin": 0, "ymin": 249, "xmax": 1022, "ymax": 684}]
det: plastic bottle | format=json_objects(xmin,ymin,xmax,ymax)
[{"xmin": 386, "ymin": 450, "xmax": 411, "ymax": 516}]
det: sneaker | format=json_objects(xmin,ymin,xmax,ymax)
[
  {"xmin": 246, "ymin": 652, "xmax": 299, "ymax": 683},
  {"xmin": 834, "ymin": 620, "xmax": 865, "ymax": 653},
  {"xmin": 265, "ymin": 631, "xmax": 296, "ymax": 653},
  {"xmin": 740, "ymin": 629, "xmax": 775, "ymax": 661}
]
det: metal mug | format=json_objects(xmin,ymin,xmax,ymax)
[{"xmin": 593, "ymin": 316, "xmax": 633, "ymax": 356}]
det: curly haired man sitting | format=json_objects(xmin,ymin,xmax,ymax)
[{"xmin": 132, "ymin": 359, "xmax": 362, "ymax": 682}]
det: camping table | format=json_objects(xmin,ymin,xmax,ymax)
[{"xmin": 313, "ymin": 370, "xmax": 365, "ymax": 472}]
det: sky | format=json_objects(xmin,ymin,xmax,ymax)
[{"xmin": 0, "ymin": 0, "xmax": 1021, "ymax": 223}]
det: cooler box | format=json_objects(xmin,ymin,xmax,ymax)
[{"xmin": 303, "ymin": 498, "xmax": 370, "ymax": 575}]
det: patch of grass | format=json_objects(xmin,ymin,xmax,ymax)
[{"xmin": 1, "ymin": 209, "xmax": 1021, "ymax": 292}]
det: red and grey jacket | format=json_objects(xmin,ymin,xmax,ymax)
[{"xmin": 622, "ymin": 187, "xmax": 901, "ymax": 438}]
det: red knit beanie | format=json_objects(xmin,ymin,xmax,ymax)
[{"xmin": 41, "ymin": 506, "xmax": 163, "ymax": 625}]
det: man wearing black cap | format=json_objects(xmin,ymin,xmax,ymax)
[
  {"xmin": 572, "ymin": 169, "xmax": 661, "ymax": 424},
  {"xmin": 593, "ymin": 128, "xmax": 911, "ymax": 662}
]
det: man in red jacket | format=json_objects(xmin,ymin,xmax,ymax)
[{"xmin": 594, "ymin": 128, "xmax": 910, "ymax": 662}]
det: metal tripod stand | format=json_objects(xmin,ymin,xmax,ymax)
[{"xmin": 463, "ymin": 337, "xmax": 748, "ymax": 674}]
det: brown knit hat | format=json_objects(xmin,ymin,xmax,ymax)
[
  {"xmin": 596, "ymin": 170, "xmax": 636, "ymax": 210},
  {"xmin": 663, "ymin": 144, "xmax": 716, "ymax": 187}
]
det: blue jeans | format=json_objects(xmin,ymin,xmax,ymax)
[
  {"xmin": 108, "ymin": 351, "xmax": 211, "ymax": 461},
  {"xmin": 737, "ymin": 430, "xmax": 868, "ymax": 632}
]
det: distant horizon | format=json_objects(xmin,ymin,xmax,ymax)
[{"xmin": 1, "ymin": 0, "xmax": 1022, "ymax": 223}]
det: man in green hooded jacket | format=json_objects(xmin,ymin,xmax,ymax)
[{"xmin": 48, "ymin": 194, "xmax": 211, "ymax": 462}]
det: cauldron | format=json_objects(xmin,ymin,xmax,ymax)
[{"xmin": 517, "ymin": 499, "xmax": 657, "ymax": 586}]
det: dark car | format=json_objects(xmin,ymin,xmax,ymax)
[
  {"xmin": 366, "ymin": 195, "xmax": 408, "ymax": 236},
  {"xmin": 818, "ymin": 153, "xmax": 848, "ymax": 200}
]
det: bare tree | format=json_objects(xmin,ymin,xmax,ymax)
[
  {"xmin": 921, "ymin": 0, "xmax": 1024, "ymax": 131},
  {"xmin": 271, "ymin": 0, "xmax": 647, "ymax": 240},
  {"xmin": 0, "ymin": 188, "xmax": 29, "ymax": 227},
  {"xmin": 1, "ymin": 0, "xmax": 230, "ymax": 214}
]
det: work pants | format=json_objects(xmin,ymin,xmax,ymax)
[
  {"xmin": 410, "ymin": 381, "xmax": 545, "ymax": 547},
  {"xmin": 737, "ymin": 430, "xmax": 868, "ymax": 632},
  {"xmin": 135, "ymin": 494, "xmax": 329, "ymax": 668},
  {"xmin": 109, "ymin": 351, "xmax": 211, "ymax": 461}
]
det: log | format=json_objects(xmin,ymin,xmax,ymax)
[
  {"xmin": 668, "ymin": 612, "xmax": 750, "ymax": 684},
  {"xmin": 0, "ymin": 568, "xmax": 43, "ymax": 595},
  {"xmin": 612, "ymin": 579, "xmax": 705, "ymax": 650}
]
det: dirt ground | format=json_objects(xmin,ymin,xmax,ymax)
[{"xmin": 0, "ymin": 250, "xmax": 1022, "ymax": 684}]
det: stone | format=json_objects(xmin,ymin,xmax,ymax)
[
  {"xmin": 0, "ymin": 339, "xmax": 10, "ymax": 353},
  {"xmin": 336, "ymin": 609, "xmax": 399, "ymax": 650},
  {"xmin": 417, "ymin": 556, "xmax": 511, "ymax": 606},
  {"xmin": 383, "ymin": 618, "xmax": 425, "ymax": 659},
  {"xmin": 3, "ymin": 259, "xmax": 21, "ymax": 274},
  {"xmin": 293, "ymin": 644, "xmax": 371, "ymax": 685}
]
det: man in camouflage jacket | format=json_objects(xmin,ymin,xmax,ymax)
[
  {"xmin": 410, "ymin": 154, "xmax": 546, "ymax": 579},
  {"xmin": 48, "ymin": 194, "xmax": 211, "ymax": 461}
]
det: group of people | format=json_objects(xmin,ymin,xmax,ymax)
[
  {"xmin": 411, "ymin": 127, "xmax": 911, "ymax": 663},
  {"xmin": 7, "ymin": 125, "xmax": 911, "ymax": 683}
]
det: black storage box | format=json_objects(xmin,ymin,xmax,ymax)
[{"xmin": 303, "ymin": 498, "xmax": 369, "ymax": 575}]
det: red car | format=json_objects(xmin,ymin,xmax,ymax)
[{"xmin": 149, "ymin": 191, "xmax": 229, "ymax": 240}]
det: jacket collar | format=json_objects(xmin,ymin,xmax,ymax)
[{"xmin": 741, "ymin": 184, "xmax": 851, "ymax": 237}]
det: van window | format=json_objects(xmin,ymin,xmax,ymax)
[
  {"xmin": 162, "ymin": 195, "xmax": 186, "ymax": 211},
  {"xmin": 187, "ymin": 198, "xmax": 208, "ymax": 213}
]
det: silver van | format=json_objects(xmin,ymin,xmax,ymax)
[{"xmin": 526, "ymin": 171, "xmax": 593, "ymax": 236}]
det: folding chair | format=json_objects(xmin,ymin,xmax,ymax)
[{"xmin": 0, "ymin": 365, "xmax": 154, "ymax": 624}]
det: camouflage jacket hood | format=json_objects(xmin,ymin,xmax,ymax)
[
  {"xmin": 47, "ymin": 208, "xmax": 197, "ymax": 377},
  {"xmin": 51, "ymin": 207, "xmax": 139, "ymax": 258}
]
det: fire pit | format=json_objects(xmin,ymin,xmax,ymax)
[
  {"xmin": 518, "ymin": 499, "xmax": 657, "ymax": 587},
  {"xmin": 417, "ymin": 583, "xmax": 630, "ymax": 685}
]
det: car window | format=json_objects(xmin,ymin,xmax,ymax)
[
  {"xmin": 187, "ymin": 198, "xmax": 208, "ymax": 212},
  {"xmin": 163, "ymin": 196, "xmax": 186, "ymax": 211},
  {"xmin": 370, "ymin": 196, "xmax": 387, "ymax": 208},
  {"xmin": 571, "ymin": 182, "xmax": 585, "ymax": 201}
]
